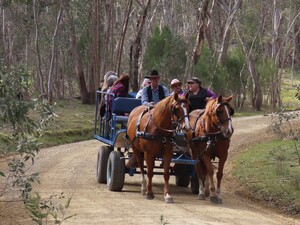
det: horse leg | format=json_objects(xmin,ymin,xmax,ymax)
[
  {"xmin": 202, "ymin": 156, "xmax": 218, "ymax": 204},
  {"xmin": 215, "ymin": 158, "xmax": 227, "ymax": 204},
  {"xmin": 190, "ymin": 146, "xmax": 206, "ymax": 200},
  {"xmin": 195, "ymin": 162, "xmax": 206, "ymax": 200},
  {"xmin": 133, "ymin": 148, "xmax": 146, "ymax": 195},
  {"xmin": 145, "ymin": 155, "xmax": 155, "ymax": 200},
  {"xmin": 162, "ymin": 149, "xmax": 173, "ymax": 203},
  {"xmin": 205, "ymin": 175, "xmax": 210, "ymax": 197}
]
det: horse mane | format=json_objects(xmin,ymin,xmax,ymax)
[
  {"xmin": 155, "ymin": 95, "xmax": 174, "ymax": 114},
  {"xmin": 202, "ymin": 98, "xmax": 219, "ymax": 131}
]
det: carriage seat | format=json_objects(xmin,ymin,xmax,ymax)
[{"xmin": 112, "ymin": 97, "xmax": 141, "ymax": 123}]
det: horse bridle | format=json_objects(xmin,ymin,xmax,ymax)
[
  {"xmin": 170, "ymin": 99, "xmax": 190, "ymax": 129},
  {"xmin": 152, "ymin": 98, "xmax": 190, "ymax": 133},
  {"xmin": 215, "ymin": 102, "xmax": 234, "ymax": 125},
  {"xmin": 191, "ymin": 101, "xmax": 233, "ymax": 137}
]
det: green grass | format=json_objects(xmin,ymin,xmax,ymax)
[
  {"xmin": 0, "ymin": 99, "xmax": 95, "ymax": 149},
  {"xmin": 45, "ymin": 99, "xmax": 95, "ymax": 131},
  {"xmin": 38, "ymin": 99, "xmax": 95, "ymax": 147},
  {"xmin": 232, "ymin": 140, "xmax": 300, "ymax": 214},
  {"xmin": 281, "ymin": 73, "xmax": 300, "ymax": 110}
]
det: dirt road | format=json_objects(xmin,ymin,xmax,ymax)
[{"xmin": 1, "ymin": 115, "xmax": 299, "ymax": 225}]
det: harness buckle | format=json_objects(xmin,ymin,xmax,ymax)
[{"xmin": 162, "ymin": 137, "xmax": 167, "ymax": 143}]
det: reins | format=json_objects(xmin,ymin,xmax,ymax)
[
  {"xmin": 191, "ymin": 101, "xmax": 233, "ymax": 141},
  {"xmin": 151, "ymin": 99, "xmax": 190, "ymax": 133},
  {"xmin": 134, "ymin": 98, "xmax": 190, "ymax": 146}
]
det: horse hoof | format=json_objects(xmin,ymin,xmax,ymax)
[
  {"xmin": 146, "ymin": 193, "xmax": 154, "ymax": 200},
  {"xmin": 164, "ymin": 194, "xmax": 174, "ymax": 203},
  {"xmin": 198, "ymin": 194, "xmax": 206, "ymax": 200},
  {"xmin": 210, "ymin": 196, "xmax": 218, "ymax": 204},
  {"xmin": 141, "ymin": 189, "xmax": 146, "ymax": 196}
]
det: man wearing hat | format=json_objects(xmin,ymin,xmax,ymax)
[
  {"xmin": 170, "ymin": 79, "xmax": 185, "ymax": 95},
  {"xmin": 187, "ymin": 76, "xmax": 217, "ymax": 111},
  {"xmin": 141, "ymin": 70, "xmax": 169, "ymax": 105}
]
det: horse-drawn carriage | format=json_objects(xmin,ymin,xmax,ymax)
[
  {"xmin": 94, "ymin": 90, "xmax": 234, "ymax": 203},
  {"xmin": 94, "ymin": 91, "xmax": 197, "ymax": 194}
]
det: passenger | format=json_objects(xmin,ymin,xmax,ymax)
[
  {"xmin": 141, "ymin": 70, "xmax": 169, "ymax": 106},
  {"xmin": 108, "ymin": 74, "xmax": 130, "ymax": 114},
  {"xmin": 135, "ymin": 78, "xmax": 151, "ymax": 99},
  {"xmin": 102, "ymin": 72, "xmax": 118, "ymax": 93},
  {"xmin": 170, "ymin": 79, "xmax": 185, "ymax": 95},
  {"xmin": 187, "ymin": 77, "xmax": 217, "ymax": 112},
  {"xmin": 99, "ymin": 71, "xmax": 118, "ymax": 117}
]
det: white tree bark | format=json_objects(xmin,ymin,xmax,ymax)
[{"xmin": 47, "ymin": 2, "xmax": 63, "ymax": 104}]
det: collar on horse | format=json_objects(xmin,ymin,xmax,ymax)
[
  {"xmin": 191, "ymin": 102, "xmax": 233, "ymax": 142},
  {"xmin": 135, "ymin": 99, "xmax": 189, "ymax": 142},
  {"xmin": 134, "ymin": 106, "xmax": 172, "ymax": 143}
]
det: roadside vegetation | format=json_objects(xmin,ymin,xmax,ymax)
[
  {"xmin": 233, "ymin": 136, "xmax": 300, "ymax": 214},
  {"xmin": 232, "ymin": 81, "xmax": 300, "ymax": 214}
]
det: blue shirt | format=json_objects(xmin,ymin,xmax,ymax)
[{"xmin": 141, "ymin": 85, "xmax": 169, "ymax": 105}]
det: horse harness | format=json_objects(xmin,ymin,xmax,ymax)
[
  {"xmin": 127, "ymin": 99, "xmax": 189, "ymax": 151},
  {"xmin": 190, "ymin": 102, "xmax": 233, "ymax": 160}
]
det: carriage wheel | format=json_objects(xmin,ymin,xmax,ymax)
[
  {"xmin": 96, "ymin": 146, "xmax": 113, "ymax": 183},
  {"xmin": 107, "ymin": 151, "xmax": 125, "ymax": 191},
  {"xmin": 191, "ymin": 174, "xmax": 199, "ymax": 194},
  {"xmin": 175, "ymin": 164, "xmax": 191, "ymax": 187}
]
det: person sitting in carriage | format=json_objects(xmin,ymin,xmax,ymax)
[
  {"xmin": 136, "ymin": 78, "xmax": 151, "ymax": 99},
  {"xmin": 187, "ymin": 77, "xmax": 217, "ymax": 112},
  {"xmin": 108, "ymin": 73, "xmax": 130, "ymax": 116},
  {"xmin": 141, "ymin": 70, "xmax": 169, "ymax": 106},
  {"xmin": 170, "ymin": 78, "xmax": 185, "ymax": 96}
]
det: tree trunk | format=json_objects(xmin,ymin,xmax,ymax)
[
  {"xmin": 192, "ymin": 0, "xmax": 210, "ymax": 66},
  {"xmin": 100, "ymin": 0, "xmax": 112, "ymax": 83},
  {"xmin": 33, "ymin": 0, "xmax": 45, "ymax": 98},
  {"xmin": 235, "ymin": 24, "xmax": 262, "ymax": 111},
  {"xmin": 92, "ymin": 0, "xmax": 100, "ymax": 103},
  {"xmin": 129, "ymin": 0, "xmax": 152, "ymax": 92},
  {"xmin": 47, "ymin": 2, "xmax": 63, "ymax": 105},
  {"xmin": 217, "ymin": 0, "xmax": 243, "ymax": 65},
  {"xmin": 66, "ymin": 4, "xmax": 89, "ymax": 104},
  {"xmin": 115, "ymin": 0, "xmax": 132, "ymax": 76}
]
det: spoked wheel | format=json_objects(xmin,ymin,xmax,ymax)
[
  {"xmin": 191, "ymin": 174, "xmax": 199, "ymax": 194},
  {"xmin": 175, "ymin": 164, "xmax": 191, "ymax": 187},
  {"xmin": 107, "ymin": 151, "xmax": 125, "ymax": 191},
  {"xmin": 96, "ymin": 146, "xmax": 113, "ymax": 183}
]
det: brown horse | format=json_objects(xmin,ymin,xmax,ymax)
[
  {"xmin": 188, "ymin": 95, "xmax": 234, "ymax": 204},
  {"xmin": 126, "ymin": 93, "xmax": 191, "ymax": 203}
]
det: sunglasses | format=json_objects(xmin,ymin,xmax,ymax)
[{"xmin": 187, "ymin": 82, "xmax": 195, "ymax": 84}]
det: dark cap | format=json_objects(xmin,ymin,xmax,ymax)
[
  {"xmin": 146, "ymin": 70, "xmax": 160, "ymax": 78},
  {"xmin": 187, "ymin": 77, "xmax": 201, "ymax": 84}
]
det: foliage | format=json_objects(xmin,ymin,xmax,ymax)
[
  {"xmin": 25, "ymin": 192, "xmax": 76, "ymax": 225},
  {"xmin": 143, "ymin": 26, "xmax": 187, "ymax": 83},
  {"xmin": 293, "ymin": 84, "xmax": 300, "ymax": 101},
  {"xmin": 233, "ymin": 140, "xmax": 300, "ymax": 214},
  {"xmin": 0, "ymin": 64, "xmax": 75, "ymax": 224},
  {"xmin": 270, "ymin": 110, "xmax": 300, "ymax": 165},
  {"xmin": 193, "ymin": 43, "xmax": 230, "ymax": 94},
  {"xmin": 224, "ymin": 47, "xmax": 247, "ymax": 95}
]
